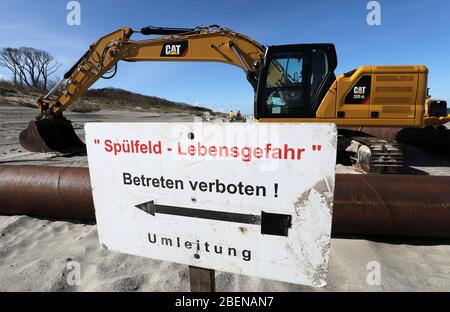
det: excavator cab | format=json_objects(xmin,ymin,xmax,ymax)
[{"xmin": 254, "ymin": 44, "xmax": 337, "ymax": 119}]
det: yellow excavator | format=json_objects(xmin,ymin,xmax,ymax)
[{"xmin": 19, "ymin": 25, "xmax": 449, "ymax": 173}]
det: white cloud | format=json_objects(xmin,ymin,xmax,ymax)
[{"xmin": 0, "ymin": 74, "xmax": 5, "ymax": 81}]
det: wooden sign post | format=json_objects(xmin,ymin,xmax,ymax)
[{"xmin": 189, "ymin": 266, "xmax": 215, "ymax": 292}]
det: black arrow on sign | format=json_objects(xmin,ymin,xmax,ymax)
[{"xmin": 135, "ymin": 200, "xmax": 292, "ymax": 237}]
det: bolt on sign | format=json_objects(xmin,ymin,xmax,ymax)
[{"xmin": 85, "ymin": 122, "xmax": 337, "ymax": 287}]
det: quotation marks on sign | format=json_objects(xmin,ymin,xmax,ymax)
[
  {"xmin": 94, "ymin": 139, "xmax": 100, "ymax": 145},
  {"xmin": 312, "ymin": 145, "xmax": 322, "ymax": 152}
]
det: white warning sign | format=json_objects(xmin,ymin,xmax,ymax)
[{"xmin": 85, "ymin": 122, "xmax": 337, "ymax": 287}]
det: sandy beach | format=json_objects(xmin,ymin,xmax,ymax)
[
  {"xmin": 1, "ymin": 214, "xmax": 449, "ymax": 292},
  {"xmin": 0, "ymin": 105, "xmax": 449, "ymax": 292}
]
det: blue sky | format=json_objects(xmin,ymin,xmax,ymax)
[{"xmin": 0, "ymin": 0, "xmax": 449, "ymax": 113}]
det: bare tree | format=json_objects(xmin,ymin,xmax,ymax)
[
  {"xmin": 0, "ymin": 48, "xmax": 21, "ymax": 85},
  {"xmin": 0, "ymin": 47, "xmax": 61, "ymax": 90},
  {"xmin": 37, "ymin": 50, "xmax": 61, "ymax": 89},
  {"xmin": 0, "ymin": 48, "xmax": 32, "ymax": 87}
]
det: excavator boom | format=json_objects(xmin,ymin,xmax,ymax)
[
  {"xmin": 36, "ymin": 25, "xmax": 264, "ymax": 116},
  {"xmin": 20, "ymin": 25, "xmax": 265, "ymax": 153}
]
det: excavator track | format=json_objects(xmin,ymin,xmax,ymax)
[
  {"xmin": 351, "ymin": 136, "xmax": 404, "ymax": 174},
  {"xmin": 338, "ymin": 129, "xmax": 405, "ymax": 174}
]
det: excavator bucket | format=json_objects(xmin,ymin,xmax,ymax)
[{"xmin": 19, "ymin": 119, "xmax": 86, "ymax": 154}]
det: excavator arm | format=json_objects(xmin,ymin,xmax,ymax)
[
  {"xmin": 38, "ymin": 25, "xmax": 265, "ymax": 116},
  {"xmin": 20, "ymin": 25, "xmax": 265, "ymax": 154}
]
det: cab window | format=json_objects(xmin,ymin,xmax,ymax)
[
  {"xmin": 256, "ymin": 45, "xmax": 336, "ymax": 118},
  {"xmin": 264, "ymin": 52, "xmax": 307, "ymax": 115},
  {"xmin": 266, "ymin": 57, "xmax": 303, "ymax": 88}
]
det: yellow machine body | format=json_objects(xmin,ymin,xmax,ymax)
[{"xmin": 260, "ymin": 65, "xmax": 429, "ymax": 127}]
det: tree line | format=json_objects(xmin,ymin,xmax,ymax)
[{"xmin": 0, "ymin": 47, "xmax": 61, "ymax": 90}]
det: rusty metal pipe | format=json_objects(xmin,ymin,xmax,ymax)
[
  {"xmin": 0, "ymin": 166, "xmax": 95, "ymax": 220},
  {"xmin": 0, "ymin": 166, "xmax": 449, "ymax": 238},
  {"xmin": 333, "ymin": 174, "xmax": 450, "ymax": 238}
]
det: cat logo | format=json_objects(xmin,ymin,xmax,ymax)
[
  {"xmin": 161, "ymin": 41, "xmax": 188, "ymax": 57},
  {"xmin": 166, "ymin": 45, "xmax": 181, "ymax": 55},
  {"xmin": 344, "ymin": 75, "xmax": 371, "ymax": 104},
  {"xmin": 354, "ymin": 86, "xmax": 367, "ymax": 95}
]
